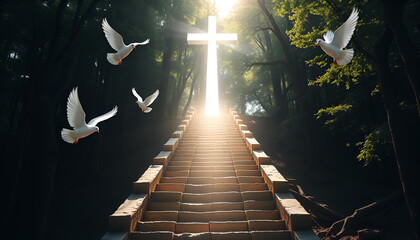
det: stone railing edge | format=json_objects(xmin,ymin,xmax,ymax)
[{"xmin": 101, "ymin": 108, "xmax": 196, "ymax": 240}]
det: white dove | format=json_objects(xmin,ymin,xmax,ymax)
[
  {"xmin": 102, "ymin": 18, "xmax": 150, "ymax": 65},
  {"xmin": 132, "ymin": 88, "xmax": 159, "ymax": 113},
  {"xmin": 316, "ymin": 7, "xmax": 359, "ymax": 65},
  {"xmin": 61, "ymin": 87, "xmax": 118, "ymax": 144}
]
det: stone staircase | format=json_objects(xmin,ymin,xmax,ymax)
[{"xmin": 102, "ymin": 109, "xmax": 319, "ymax": 240}]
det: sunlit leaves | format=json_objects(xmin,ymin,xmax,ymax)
[
  {"xmin": 309, "ymin": 53, "xmax": 374, "ymax": 89},
  {"xmin": 356, "ymin": 123, "xmax": 392, "ymax": 166},
  {"xmin": 315, "ymin": 104, "xmax": 352, "ymax": 119}
]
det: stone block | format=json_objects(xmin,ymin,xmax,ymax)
[
  {"xmin": 172, "ymin": 130, "xmax": 184, "ymax": 139},
  {"xmin": 185, "ymin": 184, "xmax": 213, "ymax": 193},
  {"xmin": 177, "ymin": 125, "xmax": 187, "ymax": 131},
  {"xmin": 143, "ymin": 211, "xmax": 178, "ymax": 221},
  {"xmin": 244, "ymin": 200, "xmax": 275, "ymax": 210},
  {"xmin": 183, "ymin": 193, "xmax": 212, "ymax": 203},
  {"xmin": 236, "ymin": 170, "xmax": 261, "ymax": 176},
  {"xmin": 213, "ymin": 183, "xmax": 239, "ymax": 192},
  {"xmin": 138, "ymin": 221, "xmax": 176, "ymax": 232},
  {"xmin": 260, "ymin": 165, "xmax": 289, "ymax": 193},
  {"xmin": 181, "ymin": 119, "xmax": 189, "ymax": 126},
  {"xmin": 246, "ymin": 138, "xmax": 261, "ymax": 151},
  {"xmin": 248, "ymin": 220, "xmax": 286, "ymax": 231},
  {"xmin": 211, "ymin": 231, "xmax": 251, "ymax": 240},
  {"xmin": 245, "ymin": 210, "xmax": 280, "ymax": 220},
  {"xmin": 174, "ymin": 232, "xmax": 211, "ymax": 240},
  {"xmin": 150, "ymin": 191, "xmax": 183, "ymax": 202},
  {"xmin": 163, "ymin": 138, "xmax": 179, "ymax": 153},
  {"xmin": 160, "ymin": 177, "xmax": 187, "ymax": 183},
  {"xmin": 239, "ymin": 183, "xmax": 267, "ymax": 192},
  {"xmin": 211, "ymin": 211, "xmax": 246, "ymax": 221},
  {"xmin": 178, "ymin": 211, "xmax": 212, "ymax": 222},
  {"xmin": 153, "ymin": 151, "xmax": 172, "ymax": 166},
  {"xmin": 176, "ymin": 222, "xmax": 209, "ymax": 233},
  {"xmin": 132, "ymin": 165, "xmax": 163, "ymax": 195},
  {"xmin": 213, "ymin": 192, "xmax": 242, "ymax": 202},
  {"xmin": 241, "ymin": 190, "xmax": 272, "ymax": 201},
  {"xmin": 212, "ymin": 202, "xmax": 244, "ymax": 211},
  {"xmin": 209, "ymin": 221, "xmax": 248, "ymax": 232},
  {"xmin": 156, "ymin": 183, "xmax": 185, "ymax": 192},
  {"xmin": 238, "ymin": 124, "xmax": 248, "ymax": 130},
  {"xmin": 180, "ymin": 203, "xmax": 212, "ymax": 212},
  {"xmin": 148, "ymin": 202, "xmax": 181, "ymax": 211},
  {"xmin": 108, "ymin": 194, "xmax": 148, "ymax": 232},
  {"xmin": 241, "ymin": 130, "xmax": 253, "ymax": 138},
  {"xmin": 275, "ymin": 193, "xmax": 312, "ymax": 230},
  {"xmin": 252, "ymin": 150, "xmax": 270, "ymax": 165}
]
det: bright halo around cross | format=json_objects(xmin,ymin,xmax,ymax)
[{"xmin": 214, "ymin": 0, "xmax": 239, "ymax": 19}]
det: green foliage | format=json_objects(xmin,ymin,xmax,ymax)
[
  {"xmin": 356, "ymin": 123, "xmax": 392, "ymax": 166},
  {"xmin": 315, "ymin": 104, "xmax": 352, "ymax": 125},
  {"xmin": 308, "ymin": 53, "xmax": 374, "ymax": 89}
]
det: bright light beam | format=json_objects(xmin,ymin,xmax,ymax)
[{"xmin": 187, "ymin": 16, "xmax": 237, "ymax": 115}]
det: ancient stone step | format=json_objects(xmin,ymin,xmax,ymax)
[
  {"xmin": 245, "ymin": 210, "xmax": 280, "ymax": 220},
  {"xmin": 143, "ymin": 211, "xmax": 178, "ymax": 221},
  {"xmin": 150, "ymin": 191, "xmax": 183, "ymax": 202},
  {"xmin": 137, "ymin": 221, "xmax": 176, "ymax": 232},
  {"xmin": 244, "ymin": 200, "xmax": 276, "ymax": 210},
  {"xmin": 209, "ymin": 221, "xmax": 248, "ymax": 232},
  {"xmin": 239, "ymin": 183, "xmax": 268, "ymax": 192},
  {"xmin": 242, "ymin": 190, "xmax": 273, "ymax": 201},
  {"xmin": 247, "ymin": 220, "xmax": 286, "ymax": 231},
  {"xmin": 148, "ymin": 202, "xmax": 180, "ymax": 211},
  {"xmin": 176, "ymin": 222, "xmax": 209, "ymax": 233}
]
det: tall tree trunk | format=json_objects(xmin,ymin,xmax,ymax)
[
  {"xmin": 263, "ymin": 29, "xmax": 285, "ymax": 118},
  {"xmin": 182, "ymin": 71, "xmax": 198, "ymax": 117},
  {"xmin": 156, "ymin": 36, "xmax": 175, "ymax": 119},
  {"xmin": 383, "ymin": 0, "xmax": 420, "ymax": 117},
  {"xmin": 373, "ymin": 26, "xmax": 420, "ymax": 240}
]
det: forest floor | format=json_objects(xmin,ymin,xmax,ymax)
[
  {"xmin": 242, "ymin": 115, "xmax": 415, "ymax": 240},
  {"xmin": 45, "ymin": 114, "xmax": 414, "ymax": 240}
]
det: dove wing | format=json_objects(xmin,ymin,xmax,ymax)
[
  {"xmin": 132, "ymin": 39, "xmax": 150, "ymax": 46},
  {"xmin": 323, "ymin": 30, "xmax": 334, "ymax": 43},
  {"xmin": 132, "ymin": 88, "xmax": 143, "ymax": 102},
  {"xmin": 144, "ymin": 89, "xmax": 159, "ymax": 106},
  {"xmin": 331, "ymin": 7, "xmax": 358, "ymax": 49},
  {"xmin": 67, "ymin": 87, "xmax": 87, "ymax": 129},
  {"xmin": 88, "ymin": 106, "xmax": 118, "ymax": 126},
  {"xmin": 102, "ymin": 18, "xmax": 125, "ymax": 51}
]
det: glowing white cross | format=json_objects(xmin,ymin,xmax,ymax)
[{"xmin": 187, "ymin": 16, "xmax": 237, "ymax": 115}]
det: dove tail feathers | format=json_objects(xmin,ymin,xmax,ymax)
[
  {"xmin": 143, "ymin": 107, "xmax": 152, "ymax": 113},
  {"xmin": 61, "ymin": 128, "xmax": 76, "ymax": 144},
  {"xmin": 107, "ymin": 53, "xmax": 120, "ymax": 65},
  {"xmin": 337, "ymin": 49, "xmax": 354, "ymax": 65}
]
